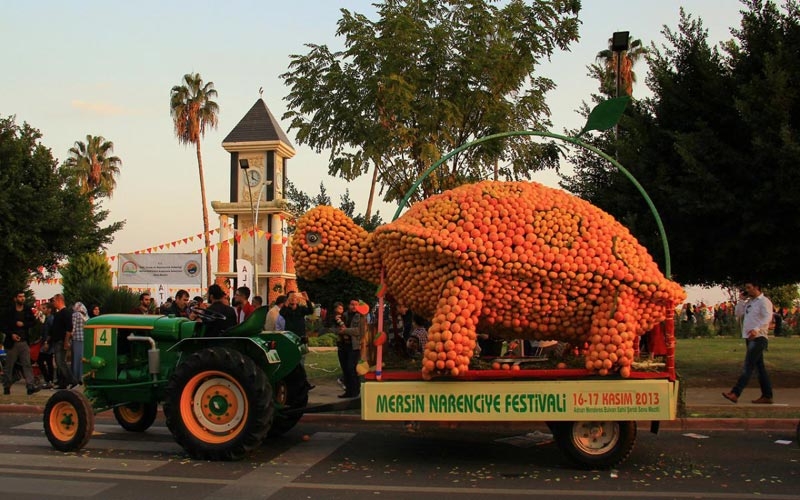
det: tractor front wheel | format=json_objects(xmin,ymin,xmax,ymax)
[
  {"xmin": 43, "ymin": 390, "xmax": 95, "ymax": 452},
  {"xmin": 164, "ymin": 347, "xmax": 273, "ymax": 460},
  {"xmin": 114, "ymin": 402, "xmax": 159, "ymax": 432}
]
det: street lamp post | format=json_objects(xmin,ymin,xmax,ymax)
[
  {"xmin": 611, "ymin": 31, "xmax": 630, "ymax": 99},
  {"xmin": 611, "ymin": 31, "xmax": 629, "ymax": 155},
  {"xmin": 239, "ymin": 159, "xmax": 258, "ymax": 298}
]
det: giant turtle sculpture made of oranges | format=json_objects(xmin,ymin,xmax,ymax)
[{"xmin": 292, "ymin": 181, "xmax": 685, "ymax": 379}]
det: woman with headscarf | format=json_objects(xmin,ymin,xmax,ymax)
[{"xmin": 71, "ymin": 302, "xmax": 89, "ymax": 383}]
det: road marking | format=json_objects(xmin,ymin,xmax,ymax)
[
  {"xmin": 0, "ymin": 476, "xmax": 115, "ymax": 497},
  {"xmin": 14, "ymin": 421, "xmax": 173, "ymax": 435},
  {"xmin": 284, "ymin": 482, "xmax": 800, "ymax": 499},
  {"xmin": 206, "ymin": 431, "xmax": 355, "ymax": 500},
  {"xmin": 0, "ymin": 453, "xmax": 164, "ymax": 472},
  {"xmin": 2, "ymin": 434, "xmax": 183, "ymax": 453},
  {"xmin": 0, "ymin": 467, "xmax": 233, "ymax": 486}
]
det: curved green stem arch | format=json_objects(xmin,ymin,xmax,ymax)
[{"xmin": 393, "ymin": 130, "xmax": 672, "ymax": 278}]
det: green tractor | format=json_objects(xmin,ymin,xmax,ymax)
[{"xmin": 43, "ymin": 306, "xmax": 311, "ymax": 460}]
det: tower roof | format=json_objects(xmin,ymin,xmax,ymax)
[{"xmin": 222, "ymin": 98, "xmax": 293, "ymax": 147}]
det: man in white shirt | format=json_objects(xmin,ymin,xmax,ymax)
[
  {"xmin": 264, "ymin": 295, "xmax": 287, "ymax": 331},
  {"xmin": 722, "ymin": 281, "xmax": 774, "ymax": 404}
]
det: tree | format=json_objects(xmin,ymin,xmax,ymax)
[
  {"xmin": 170, "ymin": 72, "xmax": 219, "ymax": 288},
  {"xmin": 282, "ymin": 0, "xmax": 580, "ymax": 210},
  {"xmin": 562, "ymin": 2, "xmax": 800, "ymax": 287},
  {"xmin": 0, "ymin": 116, "xmax": 123, "ymax": 304},
  {"xmin": 61, "ymin": 252, "xmax": 113, "ymax": 305},
  {"xmin": 62, "ymin": 134, "xmax": 122, "ymax": 203},
  {"xmin": 595, "ymin": 35, "xmax": 649, "ymax": 96}
]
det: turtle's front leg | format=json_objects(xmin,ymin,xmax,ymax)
[{"xmin": 422, "ymin": 276, "xmax": 484, "ymax": 379}]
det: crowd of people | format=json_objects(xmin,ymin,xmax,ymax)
[{"xmin": 1, "ymin": 292, "xmax": 99, "ymax": 395}]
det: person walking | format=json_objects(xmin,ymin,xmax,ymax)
[
  {"xmin": 2, "ymin": 291, "xmax": 39, "ymax": 395},
  {"xmin": 723, "ymin": 282, "xmax": 774, "ymax": 404},
  {"xmin": 38, "ymin": 302, "xmax": 56, "ymax": 389},
  {"xmin": 50, "ymin": 294, "xmax": 78, "ymax": 389}
]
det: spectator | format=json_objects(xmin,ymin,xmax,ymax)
[
  {"xmin": 131, "ymin": 293, "xmax": 151, "ymax": 314},
  {"xmin": 338, "ymin": 300, "xmax": 366, "ymax": 398},
  {"xmin": 71, "ymin": 302, "xmax": 88, "ymax": 382},
  {"xmin": 167, "ymin": 289, "xmax": 192, "ymax": 318},
  {"xmin": 38, "ymin": 302, "xmax": 55, "ymax": 389},
  {"xmin": 50, "ymin": 294, "xmax": 78, "ymax": 389},
  {"xmin": 264, "ymin": 295, "xmax": 287, "ymax": 331},
  {"xmin": 233, "ymin": 286, "xmax": 255, "ymax": 324},
  {"xmin": 89, "ymin": 304, "xmax": 101, "ymax": 318},
  {"xmin": 203, "ymin": 284, "xmax": 237, "ymax": 337},
  {"xmin": 252, "ymin": 296, "xmax": 263, "ymax": 308},
  {"xmin": 279, "ymin": 291, "xmax": 314, "ymax": 342}
]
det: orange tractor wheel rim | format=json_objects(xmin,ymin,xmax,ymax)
[
  {"xmin": 180, "ymin": 370, "xmax": 248, "ymax": 444},
  {"xmin": 49, "ymin": 401, "xmax": 79, "ymax": 442},
  {"xmin": 117, "ymin": 404, "xmax": 144, "ymax": 423}
]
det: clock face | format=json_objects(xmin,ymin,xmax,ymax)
[{"xmin": 246, "ymin": 169, "xmax": 261, "ymax": 187}]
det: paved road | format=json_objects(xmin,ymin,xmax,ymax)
[{"xmin": 2, "ymin": 410, "xmax": 800, "ymax": 500}]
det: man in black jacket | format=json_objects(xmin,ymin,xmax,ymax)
[
  {"xmin": 3, "ymin": 291, "xmax": 39, "ymax": 395},
  {"xmin": 203, "ymin": 284, "xmax": 237, "ymax": 337}
]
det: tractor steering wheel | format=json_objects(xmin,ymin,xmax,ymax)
[{"xmin": 190, "ymin": 307, "xmax": 227, "ymax": 323}]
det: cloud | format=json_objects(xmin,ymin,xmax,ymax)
[{"xmin": 71, "ymin": 99, "xmax": 130, "ymax": 116}]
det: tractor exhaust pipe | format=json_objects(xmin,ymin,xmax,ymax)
[{"xmin": 127, "ymin": 334, "xmax": 160, "ymax": 382}]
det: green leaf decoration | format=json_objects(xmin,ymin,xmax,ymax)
[{"xmin": 575, "ymin": 96, "xmax": 631, "ymax": 139}]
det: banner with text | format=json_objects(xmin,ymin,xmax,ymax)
[
  {"xmin": 117, "ymin": 253, "xmax": 203, "ymax": 285},
  {"xmin": 361, "ymin": 379, "xmax": 678, "ymax": 421}
]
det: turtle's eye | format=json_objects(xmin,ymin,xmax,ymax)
[{"xmin": 306, "ymin": 232, "xmax": 322, "ymax": 247}]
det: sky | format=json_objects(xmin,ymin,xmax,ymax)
[{"xmin": 1, "ymin": 0, "xmax": 746, "ymax": 304}]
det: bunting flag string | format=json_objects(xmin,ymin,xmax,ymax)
[
  {"xmin": 33, "ymin": 231, "xmax": 278, "ymax": 285},
  {"xmin": 109, "ymin": 222, "xmax": 278, "ymax": 260}
]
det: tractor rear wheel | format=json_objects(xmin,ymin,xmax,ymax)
[
  {"xmin": 164, "ymin": 347, "xmax": 273, "ymax": 460},
  {"xmin": 43, "ymin": 390, "xmax": 95, "ymax": 452},
  {"xmin": 114, "ymin": 402, "xmax": 159, "ymax": 432},
  {"xmin": 268, "ymin": 364, "xmax": 310, "ymax": 437}
]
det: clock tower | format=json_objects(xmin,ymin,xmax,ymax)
[{"xmin": 212, "ymin": 98, "xmax": 296, "ymax": 303}]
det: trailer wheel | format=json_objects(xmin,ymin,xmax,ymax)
[
  {"xmin": 553, "ymin": 421, "xmax": 636, "ymax": 469},
  {"xmin": 164, "ymin": 347, "xmax": 273, "ymax": 460},
  {"xmin": 268, "ymin": 365, "xmax": 310, "ymax": 437},
  {"xmin": 43, "ymin": 390, "xmax": 95, "ymax": 452},
  {"xmin": 114, "ymin": 402, "xmax": 159, "ymax": 432}
]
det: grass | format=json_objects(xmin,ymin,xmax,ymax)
[
  {"xmin": 675, "ymin": 336, "xmax": 800, "ymax": 388},
  {"xmin": 307, "ymin": 337, "xmax": 800, "ymax": 388}
]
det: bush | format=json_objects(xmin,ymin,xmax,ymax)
[
  {"xmin": 309, "ymin": 332, "xmax": 338, "ymax": 347},
  {"xmin": 102, "ymin": 288, "xmax": 140, "ymax": 314}
]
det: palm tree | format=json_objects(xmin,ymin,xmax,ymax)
[
  {"xmin": 170, "ymin": 72, "xmax": 219, "ymax": 288},
  {"xmin": 596, "ymin": 35, "xmax": 648, "ymax": 97},
  {"xmin": 63, "ymin": 135, "xmax": 122, "ymax": 203}
]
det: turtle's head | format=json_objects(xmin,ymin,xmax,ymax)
[{"xmin": 291, "ymin": 206, "xmax": 380, "ymax": 282}]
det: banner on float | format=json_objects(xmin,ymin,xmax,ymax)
[{"xmin": 117, "ymin": 253, "xmax": 203, "ymax": 285}]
